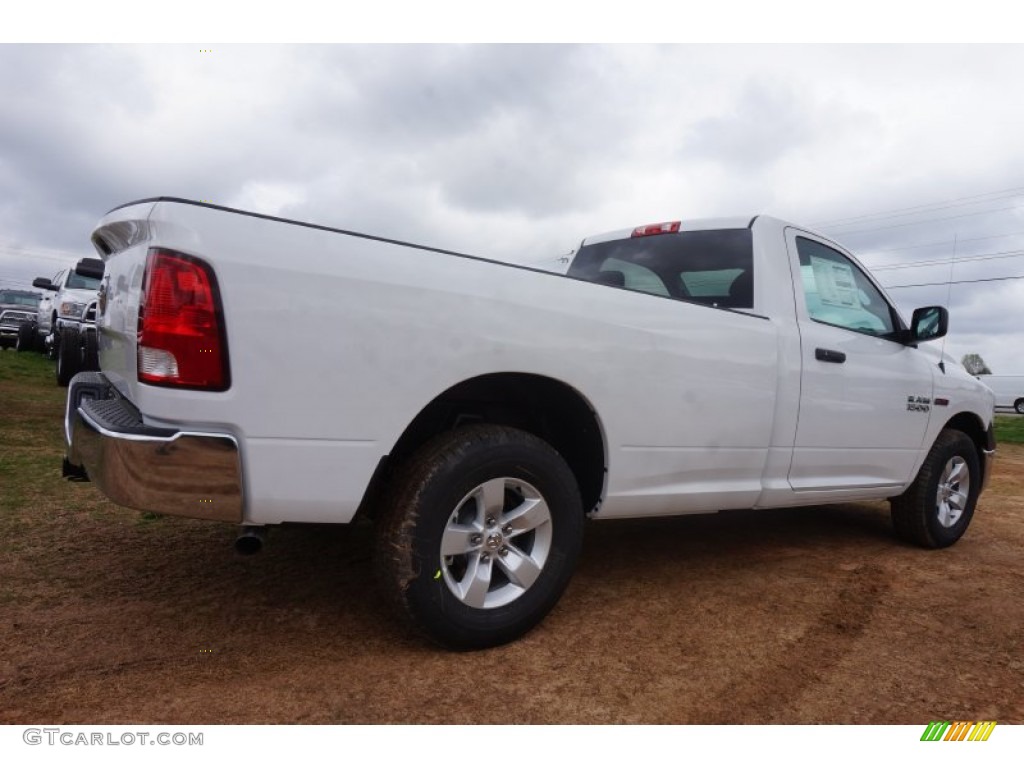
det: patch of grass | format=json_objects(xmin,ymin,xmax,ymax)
[
  {"xmin": 994, "ymin": 415, "xmax": 1024, "ymax": 445},
  {"xmin": 0, "ymin": 351, "xmax": 70, "ymax": 514},
  {"xmin": 0, "ymin": 348, "xmax": 56, "ymax": 382},
  {"xmin": 0, "ymin": 351, "xmax": 161, "ymax": 533},
  {"xmin": 135, "ymin": 511, "xmax": 166, "ymax": 527}
]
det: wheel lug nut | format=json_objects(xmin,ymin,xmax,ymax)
[
  {"xmin": 486, "ymin": 516, "xmax": 496, "ymax": 527},
  {"xmin": 470, "ymin": 534, "xmax": 482, "ymax": 545},
  {"xmin": 480, "ymin": 554, "xmax": 490, "ymax": 562},
  {"xmin": 502, "ymin": 524, "xmax": 513, "ymax": 534},
  {"xmin": 499, "ymin": 547, "xmax": 508, "ymax": 557}
]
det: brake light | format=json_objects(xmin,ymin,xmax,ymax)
[
  {"xmin": 631, "ymin": 221, "xmax": 681, "ymax": 237},
  {"xmin": 138, "ymin": 249, "xmax": 229, "ymax": 390}
]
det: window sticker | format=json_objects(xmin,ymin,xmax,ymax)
[{"xmin": 809, "ymin": 256, "xmax": 860, "ymax": 309}]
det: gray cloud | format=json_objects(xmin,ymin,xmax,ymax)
[
  {"xmin": 2, "ymin": 44, "xmax": 1024, "ymax": 369},
  {"xmin": 683, "ymin": 80, "xmax": 820, "ymax": 170}
]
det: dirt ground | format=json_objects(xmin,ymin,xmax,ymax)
[{"xmin": 1, "ymin": 359, "xmax": 1022, "ymax": 724}]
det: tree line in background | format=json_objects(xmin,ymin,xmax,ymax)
[{"xmin": 961, "ymin": 353, "xmax": 992, "ymax": 375}]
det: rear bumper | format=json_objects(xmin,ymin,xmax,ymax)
[{"xmin": 64, "ymin": 372, "xmax": 243, "ymax": 522}]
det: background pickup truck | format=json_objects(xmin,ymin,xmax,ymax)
[
  {"xmin": 64, "ymin": 198, "xmax": 996, "ymax": 649},
  {"xmin": 31, "ymin": 259, "xmax": 104, "ymax": 385},
  {"xmin": 0, "ymin": 289, "xmax": 41, "ymax": 350}
]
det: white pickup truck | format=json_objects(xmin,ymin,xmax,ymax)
[
  {"xmin": 30, "ymin": 260, "xmax": 104, "ymax": 384},
  {"xmin": 64, "ymin": 198, "xmax": 996, "ymax": 649}
]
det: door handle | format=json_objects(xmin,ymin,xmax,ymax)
[{"xmin": 815, "ymin": 348, "xmax": 846, "ymax": 364}]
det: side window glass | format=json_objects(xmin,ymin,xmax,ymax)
[{"xmin": 796, "ymin": 237, "xmax": 895, "ymax": 336}]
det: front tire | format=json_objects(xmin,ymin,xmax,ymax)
[
  {"xmin": 16, "ymin": 321, "xmax": 37, "ymax": 352},
  {"xmin": 1014, "ymin": 399, "xmax": 1024, "ymax": 415},
  {"xmin": 82, "ymin": 330, "xmax": 99, "ymax": 371},
  {"xmin": 891, "ymin": 429, "xmax": 980, "ymax": 548},
  {"xmin": 56, "ymin": 326, "xmax": 82, "ymax": 386},
  {"xmin": 375, "ymin": 424, "xmax": 584, "ymax": 650}
]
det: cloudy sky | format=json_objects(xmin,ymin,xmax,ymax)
[{"xmin": 2, "ymin": 43, "xmax": 1023, "ymax": 372}]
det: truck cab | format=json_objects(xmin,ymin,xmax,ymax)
[{"xmin": 567, "ymin": 215, "xmax": 993, "ymax": 509}]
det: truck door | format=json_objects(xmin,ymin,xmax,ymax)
[{"xmin": 784, "ymin": 229, "xmax": 935, "ymax": 495}]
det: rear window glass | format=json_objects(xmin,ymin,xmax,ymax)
[{"xmin": 568, "ymin": 229, "xmax": 754, "ymax": 309}]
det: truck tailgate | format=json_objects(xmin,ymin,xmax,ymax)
[{"xmin": 90, "ymin": 201, "xmax": 158, "ymax": 403}]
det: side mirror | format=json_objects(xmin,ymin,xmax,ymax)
[
  {"xmin": 75, "ymin": 258, "xmax": 105, "ymax": 280},
  {"xmin": 32, "ymin": 277, "xmax": 57, "ymax": 291},
  {"xmin": 910, "ymin": 305, "xmax": 948, "ymax": 343}
]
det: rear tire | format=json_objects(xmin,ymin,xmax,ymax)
[
  {"xmin": 56, "ymin": 326, "xmax": 82, "ymax": 386},
  {"xmin": 375, "ymin": 424, "xmax": 584, "ymax": 650},
  {"xmin": 891, "ymin": 429, "xmax": 980, "ymax": 548}
]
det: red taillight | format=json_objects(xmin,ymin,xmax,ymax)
[
  {"xmin": 631, "ymin": 221, "xmax": 681, "ymax": 238},
  {"xmin": 138, "ymin": 249, "xmax": 229, "ymax": 390}
]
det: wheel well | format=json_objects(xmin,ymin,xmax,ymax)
[
  {"xmin": 367, "ymin": 373, "xmax": 606, "ymax": 517},
  {"xmin": 942, "ymin": 412, "xmax": 989, "ymax": 471}
]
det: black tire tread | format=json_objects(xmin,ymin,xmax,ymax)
[
  {"xmin": 891, "ymin": 428, "xmax": 978, "ymax": 549},
  {"xmin": 82, "ymin": 330, "xmax": 99, "ymax": 371},
  {"xmin": 16, "ymin": 321, "xmax": 37, "ymax": 352},
  {"xmin": 374, "ymin": 423, "xmax": 582, "ymax": 649},
  {"xmin": 56, "ymin": 326, "xmax": 82, "ymax": 387}
]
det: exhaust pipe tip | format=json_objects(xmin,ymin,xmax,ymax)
[{"xmin": 234, "ymin": 526, "xmax": 265, "ymax": 556}]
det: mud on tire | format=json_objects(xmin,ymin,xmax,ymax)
[{"xmin": 375, "ymin": 424, "xmax": 584, "ymax": 650}]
